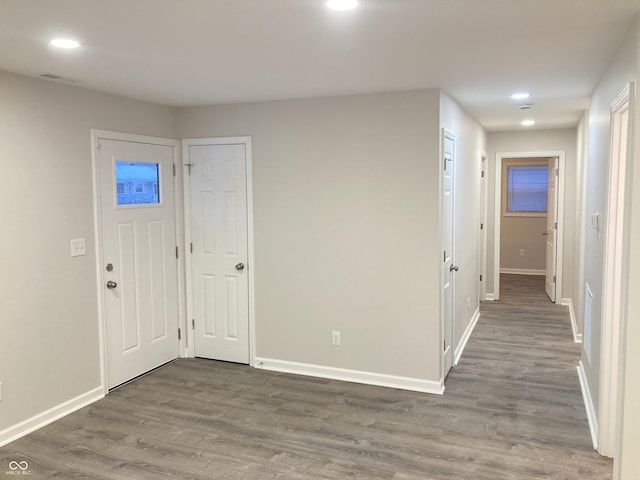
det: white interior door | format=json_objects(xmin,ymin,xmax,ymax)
[
  {"xmin": 187, "ymin": 140, "xmax": 250, "ymax": 363},
  {"xmin": 97, "ymin": 137, "xmax": 179, "ymax": 389},
  {"xmin": 442, "ymin": 131, "xmax": 456, "ymax": 378},
  {"xmin": 545, "ymin": 157, "xmax": 558, "ymax": 302}
]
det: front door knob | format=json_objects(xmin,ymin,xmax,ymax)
[
  {"xmin": 235, "ymin": 263, "xmax": 245, "ymax": 271},
  {"xmin": 106, "ymin": 280, "xmax": 118, "ymax": 289}
]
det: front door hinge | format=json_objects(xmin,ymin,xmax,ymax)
[
  {"xmin": 481, "ymin": 170, "xmax": 485, "ymax": 178},
  {"xmin": 553, "ymin": 275, "xmax": 557, "ymax": 283},
  {"xmin": 554, "ymin": 222, "xmax": 558, "ymax": 230},
  {"xmin": 190, "ymin": 242, "xmax": 193, "ymax": 253},
  {"xmin": 178, "ymin": 328, "xmax": 182, "ymax": 340},
  {"xmin": 192, "ymin": 318, "xmax": 195, "ymax": 329},
  {"xmin": 176, "ymin": 246, "xmax": 179, "ymax": 259},
  {"xmin": 444, "ymin": 251, "xmax": 446, "ymax": 262},
  {"xmin": 173, "ymin": 164, "xmax": 176, "ymax": 177},
  {"xmin": 444, "ymin": 339, "xmax": 446, "ymax": 351},
  {"xmin": 480, "ymin": 274, "xmax": 483, "ymax": 281},
  {"xmin": 480, "ymin": 223, "xmax": 484, "ymax": 230}
]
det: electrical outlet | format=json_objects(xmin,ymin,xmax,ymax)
[
  {"xmin": 520, "ymin": 249, "xmax": 525, "ymax": 257},
  {"xmin": 332, "ymin": 331, "xmax": 341, "ymax": 346},
  {"xmin": 71, "ymin": 238, "xmax": 86, "ymax": 257}
]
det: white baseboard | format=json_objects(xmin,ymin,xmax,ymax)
[
  {"xmin": 560, "ymin": 298, "xmax": 582, "ymax": 343},
  {"xmin": 484, "ymin": 293, "xmax": 496, "ymax": 301},
  {"xmin": 254, "ymin": 357, "xmax": 444, "ymax": 395},
  {"xmin": 0, "ymin": 387, "xmax": 104, "ymax": 448},
  {"xmin": 499, "ymin": 268, "xmax": 546, "ymax": 276},
  {"xmin": 577, "ymin": 361, "xmax": 598, "ymax": 450},
  {"xmin": 454, "ymin": 308, "xmax": 480, "ymax": 366}
]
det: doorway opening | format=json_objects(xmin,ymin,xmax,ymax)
[{"xmin": 493, "ymin": 151, "xmax": 565, "ymax": 303}]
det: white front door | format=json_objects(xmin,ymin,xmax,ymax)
[
  {"xmin": 186, "ymin": 139, "xmax": 250, "ymax": 364},
  {"xmin": 97, "ymin": 135, "xmax": 179, "ymax": 389},
  {"xmin": 545, "ymin": 157, "xmax": 558, "ymax": 302},
  {"xmin": 442, "ymin": 130, "xmax": 456, "ymax": 378}
]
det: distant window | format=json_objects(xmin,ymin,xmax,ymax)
[
  {"xmin": 506, "ymin": 165, "xmax": 548, "ymax": 213},
  {"xmin": 116, "ymin": 161, "xmax": 160, "ymax": 205}
]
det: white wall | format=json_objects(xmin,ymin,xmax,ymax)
[
  {"xmin": 486, "ymin": 128, "xmax": 578, "ymax": 300},
  {"xmin": 618, "ymin": 19, "xmax": 640, "ymax": 479},
  {"xmin": 0, "ymin": 70, "xmax": 178, "ymax": 435},
  {"xmin": 179, "ymin": 90, "xmax": 445, "ymax": 382},
  {"xmin": 575, "ymin": 18, "xmax": 640, "ymax": 478},
  {"xmin": 581, "ymin": 20, "xmax": 637, "ymax": 424},
  {"xmin": 439, "ymin": 92, "xmax": 487, "ymax": 354}
]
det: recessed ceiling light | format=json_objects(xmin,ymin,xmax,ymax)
[
  {"xmin": 511, "ymin": 92, "xmax": 530, "ymax": 100},
  {"xmin": 327, "ymin": 0, "xmax": 358, "ymax": 11},
  {"xmin": 50, "ymin": 38, "xmax": 81, "ymax": 49},
  {"xmin": 521, "ymin": 119, "xmax": 536, "ymax": 127}
]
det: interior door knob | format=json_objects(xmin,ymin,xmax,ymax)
[
  {"xmin": 450, "ymin": 265, "xmax": 459, "ymax": 272},
  {"xmin": 235, "ymin": 263, "xmax": 245, "ymax": 271},
  {"xmin": 106, "ymin": 280, "xmax": 118, "ymax": 289}
]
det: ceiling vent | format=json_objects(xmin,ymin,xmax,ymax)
[{"xmin": 39, "ymin": 73, "xmax": 80, "ymax": 83}]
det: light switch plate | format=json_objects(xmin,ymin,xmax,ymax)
[{"xmin": 71, "ymin": 238, "xmax": 86, "ymax": 257}]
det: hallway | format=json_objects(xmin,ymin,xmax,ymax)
[{"xmin": 0, "ymin": 275, "xmax": 612, "ymax": 479}]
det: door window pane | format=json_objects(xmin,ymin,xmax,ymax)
[
  {"xmin": 506, "ymin": 165, "xmax": 548, "ymax": 212},
  {"xmin": 116, "ymin": 161, "xmax": 160, "ymax": 205}
]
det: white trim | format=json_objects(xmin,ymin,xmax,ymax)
[
  {"xmin": 0, "ymin": 387, "xmax": 103, "ymax": 448},
  {"xmin": 560, "ymin": 298, "xmax": 582, "ymax": 343},
  {"xmin": 577, "ymin": 361, "xmax": 599, "ymax": 450},
  {"xmin": 484, "ymin": 293, "xmax": 496, "ymax": 301},
  {"xmin": 91, "ymin": 130, "xmax": 182, "ymax": 392},
  {"xmin": 480, "ymin": 151, "xmax": 488, "ymax": 301},
  {"xmin": 499, "ymin": 268, "xmax": 546, "ymax": 276},
  {"xmin": 441, "ymin": 128, "xmax": 456, "ymax": 381},
  {"xmin": 182, "ymin": 136, "xmax": 256, "ymax": 365},
  {"xmin": 494, "ymin": 151, "xmax": 566, "ymax": 303},
  {"xmin": 454, "ymin": 308, "xmax": 480, "ymax": 365},
  {"xmin": 255, "ymin": 358, "xmax": 444, "ymax": 395},
  {"xmin": 599, "ymin": 83, "xmax": 633, "ymax": 458}
]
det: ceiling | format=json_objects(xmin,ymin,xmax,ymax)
[{"xmin": 1, "ymin": 0, "xmax": 639, "ymax": 131}]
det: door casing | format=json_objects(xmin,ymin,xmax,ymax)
[
  {"xmin": 492, "ymin": 151, "xmax": 566, "ymax": 302},
  {"xmin": 91, "ymin": 130, "xmax": 185, "ymax": 394},
  {"xmin": 182, "ymin": 136, "xmax": 256, "ymax": 364}
]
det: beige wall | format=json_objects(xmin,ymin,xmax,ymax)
[
  {"xmin": 618, "ymin": 18, "xmax": 640, "ymax": 479},
  {"xmin": 179, "ymin": 90, "xmax": 444, "ymax": 381},
  {"xmin": 439, "ymin": 92, "xmax": 487, "ymax": 352},
  {"xmin": 0, "ymin": 71, "xmax": 178, "ymax": 432},
  {"xmin": 579, "ymin": 18, "xmax": 640, "ymax": 479},
  {"xmin": 486, "ymin": 128, "xmax": 577, "ymax": 300},
  {"xmin": 582, "ymin": 19, "xmax": 637, "ymax": 424}
]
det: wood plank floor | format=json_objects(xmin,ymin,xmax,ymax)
[{"xmin": 1, "ymin": 275, "xmax": 613, "ymax": 479}]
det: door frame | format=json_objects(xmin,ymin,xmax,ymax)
[
  {"xmin": 600, "ymin": 83, "xmax": 633, "ymax": 457},
  {"xmin": 480, "ymin": 150, "xmax": 488, "ymax": 301},
  {"xmin": 441, "ymin": 128, "xmax": 456, "ymax": 381},
  {"xmin": 492, "ymin": 150, "xmax": 566, "ymax": 301},
  {"xmin": 91, "ymin": 130, "xmax": 184, "ymax": 395},
  {"xmin": 182, "ymin": 136, "xmax": 256, "ymax": 365}
]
